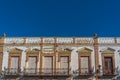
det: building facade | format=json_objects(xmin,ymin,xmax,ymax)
[{"xmin": 0, "ymin": 34, "xmax": 120, "ymax": 80}]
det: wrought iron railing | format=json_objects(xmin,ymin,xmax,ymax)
[
  {"xmin": 102, "ymin": 68, "xmax": 117, "ymax": 75},
  {"xmin": 24, "ymin": 68, "xmax": 70, "ymax": 75},
  {"xmin": 79, "ymin": 68, "xmax": 93, "ymax": 75},
  {"xmin": 5, "ymin": 68, "xmax": 21, "ymax": 75},
  {"xmin": 24, "ymin": 68, "xmax": 39, "ymax": 75},
  {"xmin": 55, "ymin": 68, "xmax": 70, "ymax": 75},
  {"xmin": 4, "ymin": 68, "xmax": 71, "ymax": 76},
  {"xmin": 1, "ymin": 67, "xmax": 119, "ymax": 80},
  {"xmin": 41, "ymin": 68, "xmax": 54, "ymax": 75}
]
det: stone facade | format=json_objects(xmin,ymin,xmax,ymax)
[{"xmin": 0, "ymin": 35, "xmax": 120, "ymax": 80}]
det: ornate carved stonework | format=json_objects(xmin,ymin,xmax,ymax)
[
  {"xmin": 100, "ymin": 47, "xmax": 115, "ymax": 53},
  {"xmin": 57, "ymin": 38, "xmax": 73, "ymax": 44},
  {"xmin": 5, "ymin": 38, "xmax": 24, "ymax": 44},
  {"xmin": 98, "ymin": 38, "xmax": 115, "ymax": 44},
  {"xmin": 43, "ymin": 38, "xmax": 54, "ymax": 43},
  {"xmin": 76, "ymin": 38, "xmax": 94, "ymax": 44},
  {"xmin": 77, "ymin": 47, "xmax": 92, "ymax": 53},
  {"xmin": 57, "ymin": 47, "xmax": 72, "ymax": 54},
  {"xmin": 26, "ymin": 38, "xmax": 41, "ymax": 44},
  {"xmin": 4, "ymin": 46, "xmax": 27, "ymax": 52},
  {"xmin": 26, "ymin": 48, "xmax": 40, "ymax": 54},
  {"xmin": 42, "ymin": 45, "xmax": 54, "ymax": 53}
]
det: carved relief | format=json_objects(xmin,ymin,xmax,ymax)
[
  {"xmin": 26, "ymin": 48, "xmax": 40, "ymax": 54},
  {"xmin": 43, "ymin": 38, "xmax": 54, "ymax": 43},
  {"xmin": 98, "ymin": 38, "xmax": 115, "ymax": 44},
  {"xmin": 77, "ymin": 47, "xmax": 93, "ymax": 53},
  {"xmin": 76, "ymin": 38, "xmax": 93, "ymax": 44},
  {"xmin": 26, "ymin": 38, "xmax": 41, "ymax": 44},
  {"xmin": 5, "ymin": 38, "xmax": 24, "ymax": 44},
  {"xmin": 42, "ymin": 45, "xmax": 54, "ymax": 53},
  {"xmin": 100, "ymin": 47, "xmax": 115, "ymax": 53},
  {"xmin": 57, "ymin": 38, "xmax": 73, "ymax": 44},
  {"xmin": 57, "ymin": 47, "xmax": 72, "ymax": 54}
]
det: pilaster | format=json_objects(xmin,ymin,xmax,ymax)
[
  {"xmin": 0, "ymin": 37, "xmax": 5, "ymax": 72},
  {"xmin": 93, "ymin": 33, "xmax": 99, "ymax": 80}
]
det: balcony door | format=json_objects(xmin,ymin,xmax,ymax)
[
  {"xmin": 28, "ymin": 56, "xmax": 37, "ymax": 74},
  {"xmin": 104, "ymin": 57, "xmax": 113, "ymax": 74},
  {"xmin": 44, "ymin": 56, "xmax": 53, "ymax": 74},
  {"xmin": 80, "ymin": 56, "xmax": 89, "ymax": 74},
  {"xmin": 10, "ymin": 56, "xmax": 19, "ymax": 73},
  {"xmin": 60, "ymin": 56, "xmax": 69, "ymax": 75}
]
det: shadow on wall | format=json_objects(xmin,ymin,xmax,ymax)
[
  {"xmin": 117, "ymin": 68, "xmax": 120, "ymax": 80},
  {"xmin": 117, "ymin": 76, "xmax": 120, "ymax": 80}
]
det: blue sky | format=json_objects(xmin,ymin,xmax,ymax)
[{"xmin": 0, "ymin": 0, "xmax": 120, "ymax": 37}]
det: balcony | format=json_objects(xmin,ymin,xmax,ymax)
[
  {"xmin": 5, "ymin": 68, "xmax": 21, "ymax": 75},
  {"xmin": 1, "ymin": 68, "xmax": 21, "ymax": 79},
  {"xmin": 55, "ymin": 68, "xmax": 70, "ymax": 76},
  {"xmin": 24, "ymin": 68, "xmax": 70, "ymax": 76},
  {"xmin": 73, "ymin": 68, "xmax": 94, "ymax": 79},
  {"xmin": 2, "ymin": 68, "xmax": 71, "ymax": 76},
  {"xmin": 79, "ymin": 68, "xmax": 93, "ymax": 75},
  {"xmin": 97, "ymin": 68, "xmax": 118, "ymax": 79}
]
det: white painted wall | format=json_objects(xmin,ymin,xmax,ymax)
[
  {"xmin": 2, "ymin": 51, "xmax": 9, "ymax": 70},
  {"xmin": 71, "ymin": 47, "xmax": 78, "ymax": 72},
  {"xmin": 21, "ymin": 51, "xmax": 26, "ymax": 71}
]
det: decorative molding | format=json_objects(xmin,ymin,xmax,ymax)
[
  {"xmin": 98, "ymin": 38, "xmax": 115, "ymax": 44},
  {"xmin": 4, "ymin": 37, "xmax": 120, "ymax": 45},
  {"xmin": 42, "ymin": 45, "xmax": 54, "ymax": 53},
  {"xmin": 8, "ymin": 48, "xmax": 23, "ymax": 53},
  {"xmin": 26, "ymin": 48, "xmax": 40, "ymax": 54},
  {"xmin": 100, "ymin": 47, "xmax": 115, "ymax": 53},
  {"xmin": 57, "ymin": 38, "xmax": 73, "ymax": 44},
  {"xmin": 57, "ymin": 47, "xmax": 72, "ymax": 54},
  {"xmin": 43, "ymin": 38, "xmax": 54, "ymax": 43},
  {"xmin": 76, "ymin": 38, "xmax": 94, "ymax": 44},
  {"xmin": 77, "ymin": 47, "xmax": 93, "ymax": 53},
  {"xmin": 5, "ymin": 38, "xmax": 24, "ymax": 44},
  {"xmin": 26, "ymin": 38, "xmax": 41, "ymax": 44}
]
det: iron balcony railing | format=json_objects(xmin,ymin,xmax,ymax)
[
  {"xmin": 102, "ymin": 68, "xmax": 117, "ymax": 75},
  {"xmin": 56, "ymin": 68, "xmax": 70, "ymax": 75},
  {"xmin": 3, "ymin": 68, "xmax": 71, "ymax": 76},
  {"xmin": 2, "ymin": 68, "xmax": 98, "ymax": 77},
  {"xmin": 78, "ymin": 68, "xmax": 94, "ymax": 75},
  {"xmin": 4, "ymin": 68, "xmax": 21, "ymax": 75},
  {"xmin": 24, "ymin": 68, "xmax": 71, "ymax": 76}
]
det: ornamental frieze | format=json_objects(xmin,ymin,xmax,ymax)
[
  {"xmin": 43, "ymin": 38, "xmax": 54, "ymax": 43},
  {"xmin": 57, "ymin": 38, "xmax": 73, "ymax": 44},
  {"xmin": 26, "ymin": 38, "xmax": 41, "ymax": 44},
  {"xmin": 42, "ymin": 45, "xmax": 54, "ymax": 53},
  {"xmin": 4, "ymin": 37, "xmax": 120, "ymax": 45},
  {"xmin": 5, "ymin": 38, "xmax": 24, "ymax": 44},
  {"xmin": 57, "ymin": 47, "xmax": 72, "ymax": 54},
  {"xmin": 98, "ymin": 38, "xmax": 115, "ymax": 44},
  {"xmin": 76, "ymin": 38, "xmax": 93, "ymax": 44}
]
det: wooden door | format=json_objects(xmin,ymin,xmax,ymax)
[
  {"xmin": 10, "ymin": 56, "xmax": 19, "ymax": 73},
  {"xmin": 60, "ymin": 56, "xmax": 69, "ymax": 74},
  {"xmin": 44, "ymin": 56, "xmax": 53, "ymax": 74},
  {"xmin": 104, "ymin": 57, "xmax": 113, "ymax": 74},
  {"xmin": 28, "ymin": 56, "xmax": 37, "ymax": 73},
  {"xmin": 80, "ymin": 56, "xmax": 89, "ymax": 74}
]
